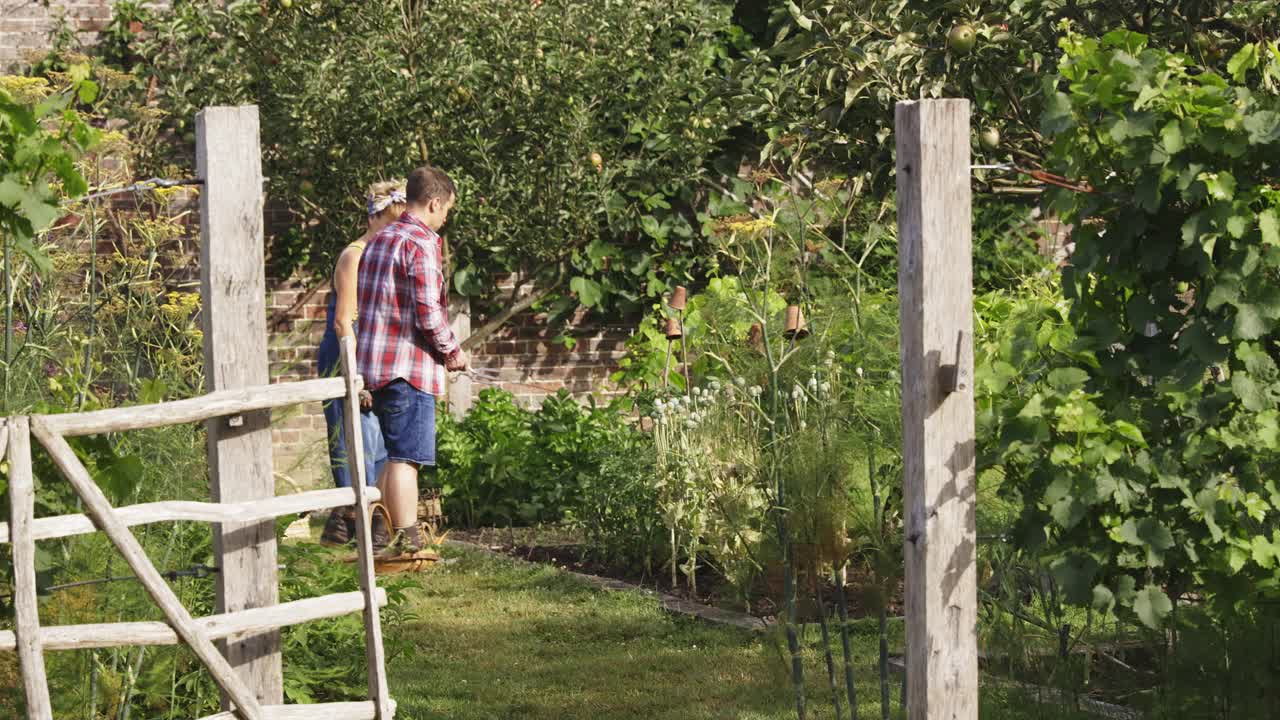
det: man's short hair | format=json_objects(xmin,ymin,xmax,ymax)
[{"xmin": 406, "ymin": 166, "xmax": 456, "ymax": 205}]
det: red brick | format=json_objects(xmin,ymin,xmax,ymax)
[
  {"xmin": 275, "ymin": 429, "xmax": 302, "ymax": 445},
  {"xmin": 271, "ymin": 290, "xmax": 299, "ymax": 309}
]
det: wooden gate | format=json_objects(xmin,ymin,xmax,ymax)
[{"xmin": 1, "ymin": 339, "xmax": 393, "ymax": 720}]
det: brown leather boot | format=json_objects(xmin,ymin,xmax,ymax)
[
  {"xmin": 390, "ymin": 524, "xmax": 427, "ymax": 555},
  {"xmin": 370, "ymin": 503, "xmax": 392, "ymax": 553},
  {"xmin": 320, "ymin": 508, "xmax": 355, "ymax": 547}
]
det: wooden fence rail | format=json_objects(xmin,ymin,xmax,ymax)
[
  {"xmin": 0, "ymin": 486, "xmax": 380, "ymax": 543},
  {"xmin": 3, "ymin": 106, "xmax": 393, "ymax": 720},
  {"xmin": 3, "ymin": 341, "xmax": 393, "ymax": 719},
  {"xmin": 197, "ymin": 700, "xmax": 396, "ymax": 720},
  {"xmin": 36, "ymin": 376, "xmax": 348, "ymax": 437},
  {"xmin": 0, "ymin": 589, "xmax": 387, "ymax": 652}
]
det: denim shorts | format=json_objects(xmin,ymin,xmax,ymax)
[{"xmin": 371, "ymin": 379, "xmax": 436, "ymax": 467}]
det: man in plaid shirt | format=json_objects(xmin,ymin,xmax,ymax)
[{"xmin": 356, "ymin": 166, "xmax": 467, "ymax": 553}]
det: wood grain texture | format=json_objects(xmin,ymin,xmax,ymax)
[
  {"xmin": 31, "ymin": 418, "xmax": 263, "ymax": 719},
  {"xmin": 0, "ymin": 589, "xmax": 387, "ymax": 652},
  {"xmin": 340, "ymin": 336, "xmax": 393, "ymax": 719},
  {"xmin": 7, "ymin": 418, "xmax": 54, "ymax": 719},
  {"xmin": 446, "ymin": 296, "xmax": 473, "ymax": 419},
  {"xmin": 0, "ymin": 486, "xmax": 380, "ymax": 544},
  {"xmin": 895, "ymin": 99, "xmax": 979, "ymax": 720},
  {"xmin": 36, "ymin": 377, "xmax": 346, "ymax": 437},
  {"xmin": 198, "ymin": 700, "xmax": 395, "ymax": 720},
  {"xmin": 198, "ymin": 104, "xmax": 283, "ymax": 705}
]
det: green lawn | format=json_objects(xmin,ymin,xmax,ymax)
[{"xmin": 387, "ymin": 545, "xmax": 1094, "ymax": 720}]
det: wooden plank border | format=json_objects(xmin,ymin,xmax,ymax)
[
  {"xmin": 30, "ymin": 418, "xmax": 264, "ymax": 720},
  {"xmin": 0, "ymin": 486, "xmax": 381, "ymax": 544},
  {"xmin": 7, "ymin": 417, "xmax": 54, "ymax": 719}
]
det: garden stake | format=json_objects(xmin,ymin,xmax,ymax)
[
  {"xmin": 781, "ymin": 534, "xmax": 807, "ymax": 720},
  {"xmin": 832, "ymin": 565, "xmax": 859, "ymax": 720},
  {"xmin": 663, "ymin": 317, "xmax": 682, "ymax": 389},
  {"xmin": 88, "ymin": 649, "xmax": 98, "ymax": 720},
  {"xmin": 870, "ymin": 442, "xmax": 890, "ymax": 720},
  {"xmin": 816, "ymin": 583, "xmax": 844, "ymax": 720},
  {"xmin": 879, "ymin": 606, "xmax": 891, "ymax": 720},
  {"xmin": 678, "ymin": 309, "xmax": 691, "ymax": 396},
  {"xmin": 662, "ymin": 339, "xmax": 673, "ymax": 388},
  {"xmin": 756, "ymin": 293, "xmax": 805, "ymax": 720}
]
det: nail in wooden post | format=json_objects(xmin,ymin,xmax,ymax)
[
  {"xmin": 197, "ymin": 104, "xmax": 283, "ymax": 706},
  {"xmin": 7, "ymin": 418, "xmax": 54, "ymax": 720},
  {"xmin": 895, "ymin": 98, "xmax": 978, "ymax": 720}
]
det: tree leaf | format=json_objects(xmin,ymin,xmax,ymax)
[
  {"xmin": 1133, "ymin": 585, "xmax": 1173, "ymax": 628},
  {"xmin": 1228, "ymin": 545, "xmax": 1249, "ymax": 573},
  {"xmin": 1051, "ymin": 496, "xmax": 1085, "ymax": 529},
  {"xmin": 1118, "ymin": 517, "xmax": 1175, "ymax": 566},
  {"xmin": 1042, "ymin": 92, "xmax": 1074, "ymax": 135},
  {"xmin": 786, "ymin": 1, "xmax": 813, "ymax": 31},
  {"xmin": 1228, "ymin": 43, "xmax": 1259, "ymax": 82},
  {"xmin": 1091, "ymin": 584, "xmax": 1115, "ymax": 612},
  {"xmin": 1160, "ymin": 120, "xmax": 1184, "ymax": 154},
  {"xmin": 1244, "ymin": 110, "xmax": 1280, "ymax": 145},
  {"xmin": 1112, "ymin": 420, "xmax": 1145, "ymax": 445},
  {"xmin": 1201, "ymin": 171, "xmax": 1236, "ymax": 201},
  {"xmin": 1048, "ymin": 367, "xmax": 1089, "ymax": 391},
  {"xmin": 1261, "ymin": 210, "xmax": 1280, "ymax": 247},
  {"xmin": 569, "ymin": 276, "xmax": 603, "ymax": 307},
  {"xmin": 1234, "ymin": 303, "xmax": 1270, "ymax": 340},
  {"xmin": 1252, "ymin": 534, "xmax": 1280, "ymax": 569},
  {"xmin": 1049, "ymin": 553, "xmax": 1099, "ymax": 605}
]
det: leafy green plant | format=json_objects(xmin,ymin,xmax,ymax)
[
  {"xmin": 983, "ymin": 28, "xmax": 1280, "ymax": 633},
  {"xmin": 434, "ymin": 389, "xmax": 536, "ymax": 528},
  {"xmin": 433, "ymin": 388, "xmax": 654, "ymax": 531},
  {"xmin": 732, "ymin": 0, "xmax": 1280, "ymax": 186}
]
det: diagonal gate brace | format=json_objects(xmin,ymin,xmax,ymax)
[{"xmin": 30, "ymin": 418, "xmax": 265, "ymax": 720}]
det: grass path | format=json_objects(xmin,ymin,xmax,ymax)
[{"xmin": 387, "ymin": 546, "xmax": 1092, "ymax": 720}]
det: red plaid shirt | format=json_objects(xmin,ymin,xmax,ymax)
[{"xmin": 355, "ymin": 212, "xmax": 460, "ymax": 395}]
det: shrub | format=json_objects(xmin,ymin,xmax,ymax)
[
  {"xmin": 128, "ymin": 0, "xmax": 738, "ymax": 322},
  {"xmin": 432, "ymin": 388, "xmax": 656, "ymax": 535}
]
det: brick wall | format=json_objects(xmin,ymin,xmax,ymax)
[
  {"xmin": 471, "ymin": 292, "xmax": 632, "ymax": 408},
  {"xmin": 0, "ymin": 0, "xmax": 170, "ymax": 69},
  {"xmin": 265, "ymin": 278, "xmax": 332, "ymax": 491}
]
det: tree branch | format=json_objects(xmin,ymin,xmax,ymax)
[{"xmin": 460, "ymin": 272, "xmax": 565, "ymax": 352}]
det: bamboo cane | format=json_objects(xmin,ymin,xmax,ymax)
[
  {"xmin": 833, "ymin": 565, "xmax": 859, "ymax": 719},
  {"xmin": 662, "ymin": 340, "xmax": 673, "ymax": 388},
  {"xmin": 780, "ymin": 515, "xmax": 807, "ymax": 720},
  {"xmin": 870, "ymin": 443, "xmax": 890, "ymax": 720},
  {"xmin": 678, "ymin": 310, "xmax": 691, "ymax": 395},
  {"xmin": 817, "ymin": 584, "xmax": 844, "ymax": 719}
]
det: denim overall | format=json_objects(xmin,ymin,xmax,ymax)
[{"xmin": 316, "ymin": 275, "xmax": 387, "ymax": 488}]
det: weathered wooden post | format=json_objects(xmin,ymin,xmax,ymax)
[
  {"xmin": 6, "ymin": 419, "xmax": 53, "ymax": 720},
  {"xmin": 447, "ymin": 296, "xmax": 473, "ymax": 418},
  {"xmin": 895, "ymin": 98, "xmax": 978, "ymax": 720},
  {"xmin": 197, "ymin": 105, "xmax": 283, "ymax": 706}
]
